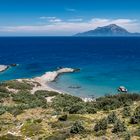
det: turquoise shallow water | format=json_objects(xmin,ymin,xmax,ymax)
[{"xmin": 0, "ymin": 37, "xmax": 140, "ymax": 97}]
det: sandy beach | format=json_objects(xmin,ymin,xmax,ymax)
[
  {"xmin": 0, "ymin": 65, "xmax": 9, "ymax": 72},
  {"xmin": 31, "ymin": 68, "xmax": 77, "ymax": 94}
]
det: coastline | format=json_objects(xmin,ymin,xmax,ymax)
[
  {"xmin": 32, "ymin": 67, "xmax": 94, "ymax": 102},
  {"xmin": 1, "ymin": 66, "xmax": 94, "ymax": 102},
  {"xmin": 0, "ymin": 65, "xmax": 9, "ymax": 72},
  {"xmin": 31, "ymin": 68, "xmax": 79, "ymax": 94}
]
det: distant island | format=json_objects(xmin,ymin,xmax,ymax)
[{"xmin": 75, "ymin": 24, "xmax": 140, "ymax": 36}]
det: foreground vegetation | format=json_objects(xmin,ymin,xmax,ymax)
[{"xmin": 0, "ymin": 80, "xmax": 140, "ymax": 139}]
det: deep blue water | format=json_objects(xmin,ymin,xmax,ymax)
[{"xmin": 0, "ymin": 37, "xmax": 140, "ymax": 97}]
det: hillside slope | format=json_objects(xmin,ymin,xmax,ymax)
[{"xmin": 0, "ymin": 80, "xmax": 140, "ymax": 140}]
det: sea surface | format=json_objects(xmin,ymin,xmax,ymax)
[{"xmin": 0, "ymin": 37, "xmax": 140, "ymax": 97}]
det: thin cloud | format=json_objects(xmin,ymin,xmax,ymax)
[
  {"xmin": 39, "ymin": 16, "xmax": 56, "ymax": 19},
  {"xmin": 49, "ymin": 18, "xmax": 62, "ymax": 23},
  {"xmin": 68, "ymin": 18, "xmax": 83, "ymax": 22},
  {"xmin": 0, "ymin": 18, "xmax": 139, "ymax": 35},
  {"xmin": 66, "ymin": 8, "xmax": 76, "ymax": 12},
  {"xmin": 39, "ymin": 16, "xmax": 62, "ymax": 23}
]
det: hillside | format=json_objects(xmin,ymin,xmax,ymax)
[
  {"xmin": 75, "ymin": 24, "xmax": 140, "ymax": 36},
  {"xmin": 0, "ymin": 79, "xmax": 140, "ymax": 139}
]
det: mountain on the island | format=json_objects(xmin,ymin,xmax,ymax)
[{"xmin": 75, "ymin": 24, "xmax": 140, "ymax": 36}]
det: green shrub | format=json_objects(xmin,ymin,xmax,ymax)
[
  {"xmin": 119, "ymin": 131, "xmax": 131, "ymax": 140},
  {"xmin": 112, "ymin": 119, "xmax": 126, "ymax": 133},
  {"xmin": 122, "ymin": 107, "xmax": 131, "ymax": 118},
  {"xmin": 0, "ymin": 92, "xmax": 10, "ymax": 99},
  {"xmin": 69, "ymin": 103, "xmax": 86, "ymax": 114},
  {"xmin": 130, "ymin": 106, "xmax": 140, "ymax": 124},
  {"xmin": 107, "ymin": 112, "xmax": 118, "ymax": 124},
  {"xmin": 34, "ymin": 90, "xmax": 58, "ymax": 98},
  {"xmin": 95, "ymin": 93, "xmax": 140, "ymax": 111},
  {"xmin": 94, "ymin": 118, "xmax": 108, "ymax": 132},
  {"xmin": 134, "ymin": 106, "xmax": 140, "ymax": 116},
  {"xmin": 86, "ymin": 106, "xmax": 97, "ymax": 114},
  {"xmin": 130, "ymin": 116, "xmax": 140, "ymax": 124},
  {"xmin": 70, "ymin": 121, "xmax": 85, "ymax": 134},
  {"xmin": 0, "ymin": 86, "xmax": 9, "ymax": 93},
  {"xmin": 3, "ymin": 80, "xmax": 34, "ymax": 90},
  {"xmin": 0, "ymin": 106, "xmax": 6, "ymax": 115},
  {"xmin": 8, "ymin": 106, "xmax": 24, "ymax": 117},
  {"xmin": 52, "ymin": 94, "xmax": 83, "ymax": 112},
  {"xmin": 12, "ymin": 90, "xmax": 47, "ymax": 109}
]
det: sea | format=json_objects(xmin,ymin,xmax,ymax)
[{"xmin": 0, "ymin": 37, "xmax": 140, "ymax": 97}]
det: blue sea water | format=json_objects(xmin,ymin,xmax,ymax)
[{"xmin": 0, "ymin": 37, "xmax": 140, "ymax": 97}]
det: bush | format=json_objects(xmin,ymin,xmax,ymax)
[
  {"xmin": 34, "ymin": 90, "xmax": 58, "ymax": 98},
  {"xmin": 12, "ymin": 90, "xmax": 48, "ymax": 109},
  {"xmin": 130, "ymin": 106, "xmax": 140, "ymax": 124},
  {"xmin": 94, "ymin": 118, "xmax": 108, "ymax": 132},
  {"xmin": 86, "ymin": 106, "xmax": 97, "ymax": 114},
  {"xmin": 8, "ymin": 106, "xmax": 24, "ymax": 117},
  {"xmin": 3, "ymin": 80, "xmax": 34, "ymax": 90},
  {"xmin": 107, "ymin": 112, "xmax": 118, "ymax": 124},
  {"xmin": 70, "ymin": 121, "xmax": 84, "ymax": 134},
  {"xmin": 0, "ymin": 106, "xmax": 6, "ymax": 115},
  {"xmin": 58, "ymin": 114, "xmax": 68, "ymax": 121},
  {"xmin": 134, "ymin": 106, "xmax": 140, "ymax": 116},
  {"xmin": 112, "ymin": 119, "xmax": 126, "ymax": 133},
  {"xmin": 0, "ymin": 92, "xmax": 10, "ymax": 99},
  {"xmin": 130, "ymin": 116, "xmax": 140, "ymax": 124},
  {"xmin": 52, "ymin": 94, "xmax": 83, "ymax": 112},
  {"xmin": 69, "ymin": 103, "xmax": 85, "ymax": 114},
  {"xmin": 119, "ymin": 131, "xmax": 131, "ymax": 140},
  {"xmin": 0, "ymin": 86, "xmax": 10, "ymax": 99},
  {"xmin": 95, "ymin": 93, "xmax": 140, "ymax": 111},
  {"xmin": 122, "ymin": 107, "xmax": 131, "ymax": 118},
  {"xmin": 0, "ymin": 86, "xmax": 9, "ymax": 93}
]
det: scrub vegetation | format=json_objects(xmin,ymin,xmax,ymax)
[{"xmin": 0, "ymin": 80, "xmax": 140, "ymax": 140}]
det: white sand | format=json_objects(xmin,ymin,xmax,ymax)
[
  {"xmin": 31, "ymin": 68, "xmax": 76, "ymax": 94},
  {"xmin": 34, "ymin": 68, "xmax": 75, "ymax": 84},
  {"xmin": 0, "ymin": 65, "xmax": 8, "ymax": 72}
]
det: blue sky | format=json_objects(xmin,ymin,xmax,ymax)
[{"xmin": 0, "ymin": 0, "xmax": 140, "ymax": 36}]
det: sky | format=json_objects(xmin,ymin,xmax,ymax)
[{"xmin": 0, "ymin": 0, "xmax": 140, "ymax": 36}]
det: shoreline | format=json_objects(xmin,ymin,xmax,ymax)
[
  {"xmin": 0, "ymin": 64, "xmax": 18, "ymax": 73},
  {"xmin": 32, "ymin": 67, "xmax": 94, "ymax": 102},
  {"xmin": 0, "ymin": 65, "xmax": 9, "ymax": 72},
  {"xmin": 31, "ymin": 68, "xmax": 79, "ymax": 94},
  {"xmin": 2, "ymin": 67, "xmax": 94, "ymax": 102}
]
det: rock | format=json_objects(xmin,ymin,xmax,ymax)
[
  {"xmin": 10, "ymin": 64, "xmax": 18, "ymax": 67},
  {"xmin": 68, "ymin": 86, "xmax": 81, "ymax": 89}
]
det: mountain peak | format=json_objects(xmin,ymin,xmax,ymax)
[
  {"xmin": 75, "ymin": 24, "xmax": 139, "ymax": 36},
  {"xmin": 108, "ymin": 24, "xmax": 118, "ymax": 27}
]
